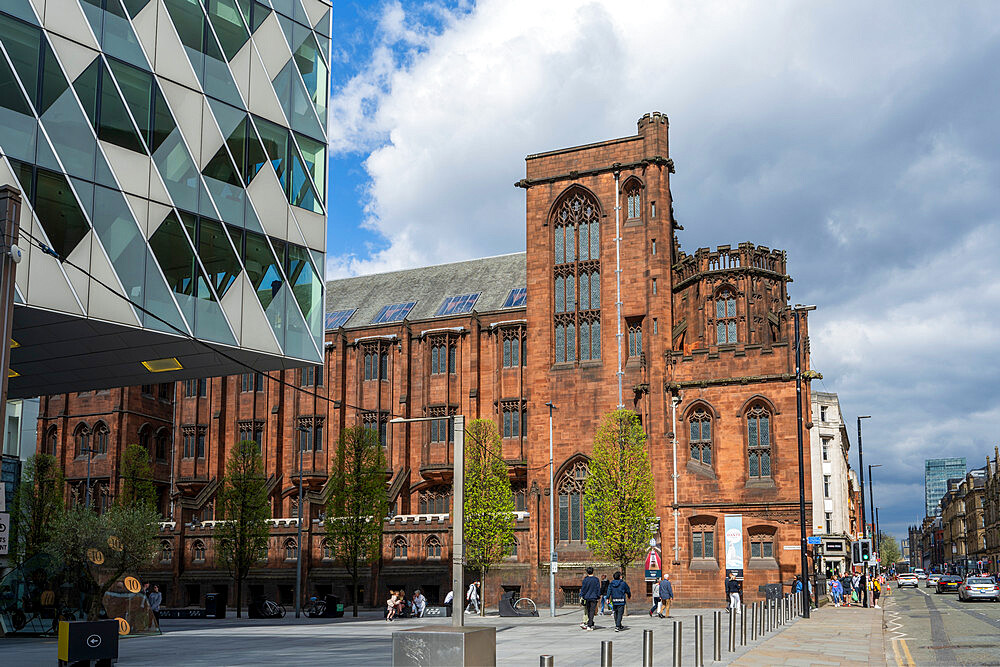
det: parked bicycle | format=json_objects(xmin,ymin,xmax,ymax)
[
  {"xmin": 253, "ymin": 596, "xmax": 285, "ymax": 618},
  {"xmin": 305, "ymin": 597, "xmax": 326, "ymax": 618}
]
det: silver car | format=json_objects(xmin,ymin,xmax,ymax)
[
  {"xmin": 925, "ymin": 574, "xmax": 942, "ymax": 588},
  {"xmin": 958, "ymin": 576, "xmax": 1000, "ymax": 602}
]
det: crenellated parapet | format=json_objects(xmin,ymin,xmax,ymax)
[{"xmin": 673, "ymin": 242, "xmax": 789, "ymax": 289}]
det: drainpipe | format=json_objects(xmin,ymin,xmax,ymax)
[
  {"xmin": 613, "ymin": 168, "xmax": 624, "ymax": 409},
  {"xmin": 671, "ymin": 394, "xmax": 681, "ymax": 563}
]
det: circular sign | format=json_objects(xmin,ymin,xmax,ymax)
[
  {"xmin": 86, "ymin": 634, "xmax": 102, "ymax": 648},
  {"xmin": 124, "ymin": 576, "xmax": 142, "ymax": 593},
  {"xmin": 108, "ymin": 536, "xmax": 123, "ymax": 552},
  {"xmin": 116, "ymin": 617, "xmax": 130, "ymax": 635},
  {"xmin": 87, "ymin": 548, "xmax": 105, "ymax": 565}
]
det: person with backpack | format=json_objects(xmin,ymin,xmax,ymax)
[{"xmin": 607, "ymin": 571, "xmax": 631, "ymax": 632}]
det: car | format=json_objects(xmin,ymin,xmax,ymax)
[
  {"xmin": 926, "ymin": 574, "xmax": 942, "ymax": 588},
  {"xmin": 936, "ymin": 575, "xmax": 963, "ymax": 593},
  {"xmin": 958, "ymin": 576, "xmax": 1000, "ymax": 602},
  {"xmin": 914, "ymin": 569, "xmax": 927, "ymax": 580},
  {"xmin": 897, "ymin": 574, "xmax": 919, "ymax": 588}
]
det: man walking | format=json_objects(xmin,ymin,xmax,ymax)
[
  {"xmin": 599, "ymin": 574, "xmax": 610, "ymax": 615},
  {"xmin": 465, "ymin": 580, "xmax": 480, "ymax": 614},
  {"xmin": 841, "ymin": 572, "xmax": 854, "ymax": 606},
  {"xmin": 607, "ymin": 571, "xmax": 631, "ymax": 632},
  {"xmin": 658, "ymin": 573, "xmax": 673, "ymax": 618},
  {"xmin": 648, "ymin": 578, "xmax": 660, "ymax": 617},
  {"xmin": 579, "ymin": 567, "xmax": 600, "ymax": 631},
  {"xmin": 726, "ymin": 572, "xmax": 741, "ymax": 612}
]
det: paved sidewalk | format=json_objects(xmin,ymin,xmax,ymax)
[{"xmin": 732, "ymin": 605, "xmax": 885, "ymax": 666}]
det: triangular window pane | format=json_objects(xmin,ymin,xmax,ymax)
[{"xmin": 98, "ymin": 63, "xmax": 145, "ymax": 153}]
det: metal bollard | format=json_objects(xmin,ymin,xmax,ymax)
[
  {"xmin": 694, "ymin": 615, "xmax": 704, "ymax": 667},
  {"xmin": 750, "ymin": 602, "xmax": 758, "ymax": 641},
  {"xmin": 601, "ymin": 640, "xmax": 612, "ymax": 667},
  {"xmin": 713, "ymin": 610, "xmax": 722, "ymax": 662},
  {"xmin": 728, "ymin": 607, "xmax": 736, "ymax": 652},
  {"xmin": 766, "ymin": 599, "xmax": 773, "ymax": 632},
  {"xmin": 740, "ymin": 603, "xmax": 747, "ymax": 645},
  {"xmin": 540, "ymin": 656, "xmax": 554, "ymax": 667},
  {"xmin": 672, "ymin": 620, "xmax": 683, "ymax": 667},
  {"xmin": 642, "ymin": 629, "xmax": 653, "ymax": 667},
  {"xmin": 778, "ymin": 597, "xmax": 784, "ymax": 626}
]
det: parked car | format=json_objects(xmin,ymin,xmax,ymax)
[
  {"xmin": 958, "ymin": 576, "xmax": 1000, "ymax": 602},
  {"xmin": 936, "ymin": 575, "xmax": 963, "ymax": 593},
  {"xmin": 926, "ymin": 574, "xmax": 942, "ymax": 588},
  {"xmin": 896, "ymin": 573, "xmax": 919, "ymax": 588}
]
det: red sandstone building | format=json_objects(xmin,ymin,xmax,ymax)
[{"xmin": 38, "ymin": 114, "xmax": 815, "ymax": 609}]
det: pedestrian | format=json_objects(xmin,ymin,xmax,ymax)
[
  {"xmin": 872, "ymin": 577, "xmax": 881, "ymax": 608},
  {"xmin": 444, "ymin": 590, "xmax": 454, "ymax": 616},
  {"xmin": 725, "ymin": 572, "xmax": 741, "ymax": 612},
  {"xmin": 386, "ymin": 592, "xmax": 397, "ymax": 621},
  {"xmin": 148, "ymin": 585, "xmax": 162, "ymax": 621},
  {"xmin": 648, "ymin": 578, "xmax": 660, "ymax": 617},
  {"xmin": 579, "ymin": 567, "xmax": 600, "ymax": 631},
  {"xmin": 658, "ymin": 573, "xmax": 673, "ymax": 618},
  {"xmin": 599, "ymin": 574, "xmax": 610, "ymax": 615},
  {"xmin": 830, "ymin": 576, "xmax": 843, "ymax": 607},
  {"xmin": 413, "ymin": 590, "xmax": 426, "ymax": 618},
  {"xmin": 841, "ymin": 573, "xmax": 853, "ymax": 606},
  {"xmin": 607, "ymin": 571, "xmax": 631, "ymax": 632},
  {"xmin": 465, "ymin": 580, "xmax": 481, "ymax": 614}
]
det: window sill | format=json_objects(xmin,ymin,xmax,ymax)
[
  {"xmin": 747, "ymin": 558, "xmax": 779, "ymax": 570},
  {"xmin": 687, "ymin": 459, "xmax": 716, "ymax": 479},
  {"xmin": 745, "ymin": 478, "xmax": 776, "ymax": 490},
  {"xmin": 689, "ymin": 559, "xmax": 719, "ymax": 571}
]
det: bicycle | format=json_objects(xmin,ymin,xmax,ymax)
[
  {"xmin": 257, "ymin": 598, "xmax": 285, "ymax": 618},
  {"xmin": 305, "ymin": 597, "xmax": 326, "ymax": 618}
]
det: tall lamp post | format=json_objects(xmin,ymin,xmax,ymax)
[
  {"xmin": 868, "ymin": 463, "xmax": 882, "ymax": 572},
  {"xmin": 295, "ymin": 425, "xmax": 309, "ymax": 618},
  {"xmin": 83, "ymin": 443, "xmax": 96, "ymax": 509},
  {"xmin": 857, "ymin": 415, "xmax": 871, "ymax": 607},
  {"xmin": 545, "ymin": 402, "xmax": 556, "ymax": 617},
  {"xmin": 793, "ymin": 304, "xmax": 815, "ymax": 618},
  {"xmin": 390, "ymin": 415, "xmax": 465, "ymax": 629}
]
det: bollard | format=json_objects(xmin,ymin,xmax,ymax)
[
  {"xmin": 694, "ymin": 615, "xmax": 704, "ymax": 667},
  {"xmin": 601, "ymin": 640, "xmax": 613, "ymax": 667},
  {"xmin": 728, "ymin": 607, "xmax": 736, "ymax": 652},
  {"xmin": 672, "ymin": 619, "xmax": 683, "ymax": 667},
  {"xmin": 767, "ymin": 599, "xmax": 773, "ymax": 632},
  {"xmin": 642, "ymin": 629, "xmax": 653, "ymax": 667},
  {"xmin": 540, "ymin": 656, "xmax": 554, "ymax": 667},
  {"xmin": 713, "ymin": 610, "xmax": 722, "ymax": 662},
  {"xmin": 740, "ymin": 603, "xmax": 747, "ymax": 645},
  {"xmin": 786, "ymin": 595, "xmax": 791, "ymax": 622},
  {"xmin": 750, "ymin": 602, "xmax": 758, "ymax": 641}
]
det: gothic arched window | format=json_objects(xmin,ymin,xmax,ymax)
[
  {"xmin": 746, "ymin": 404, "xmax": 772, "ymax": 479},
  {"xmin": 75, "ymin": 423, "xmax": 91, "ymax": 458},
  {"xmin": 160, "ymin": 540, "xmax": 173, "ymax": 563},
  {"xmin": 688, "ymin": 407, "xmax": 712, "ymax": 466},
  {"xmin": 137, "ymin": 424, "xmax": 151, "ymax": 452},
  {"xmin": 426, "ymin": 535, "xmax": 442, "ymax": 559},
  {"xmin": 192, "ymin": 540, "xmax": 206, "ymax": 562},
  {"xmin": 392, "ymin": 536, "xmax": 408, "ymax": 559},
  {"xmin": 558, "ymin": 460, "xmax": 589, "ymax": 542},
  {"xmin": 624, "ymin": 182, "xmax": 641, "ymax": 219},
  {"xmin": 284, "ymin": 538, "xmax": 298, "ymax": 560},
  {"xmin": 45, "ymin": 427, "xmax": 57, "ymax": 456},
  {"xmin": 553, "ymin": 191, "xmax": 601, "ymax": 363},
  {"xmin": 715, "ymin": 288, "xmax": 737, "ymax": 344}
]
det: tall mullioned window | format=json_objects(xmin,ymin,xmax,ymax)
[
  {"xmin": 715, "ymin": 288, "xmax": 737, "ymax": 344},
  {"xmin": 746, "ymin": 404, "xmax": 772, "ymax": 479},
  {"xmin": 553, "ymin": 191, "xmax": 601, "ymax": 363},
  {"xmin": 558, "ymin": 461, "xmax": 589, "ymax": 542},
  {"xmin": 625, "ymin": 183, "xmax": 641, "ymax": 219},
  {"xmin": 688, "ymin": 408, "xmax": 712, "ymax": 466}
]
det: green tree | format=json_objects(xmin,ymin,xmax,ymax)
[
  {"xmin": 584, "ymin": 409, "xmax": 657, "ymax": 583},
  {"xmin": 217, "ymin": 441, "xmax": 271, "ymax": 618},
  {"xmin": 879, "ymin": 533, "xmax": 902, "ymax": 566},
  {"xmin": 464, "ymin": 419, "xmax": 515, "ymax": 616},
  {"xmin": 117, "ymin": 443, "xmax": 157, "ymax": 510},
  {"xmin": 326, "ymin": 426, "xmax": 387, "ymax": 617},
  {"xmin": 9, "ymin": 453, "xmax": 65, "ymax": 565}
]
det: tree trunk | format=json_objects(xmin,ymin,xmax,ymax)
[
  {"xmin": 352, "ymin": 577, "xmax": 359, "ymax": 617},
  {"xmin": 480, "ymin": 567, "xmax": 486, "ymax": 616},
  {"xmin": 235, "ymin": 575, "xmax": 243, "ymax": 618}
]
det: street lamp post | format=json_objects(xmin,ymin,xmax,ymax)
[
  {"xmin": 390, "ymin": 414, "xmax": 465, "ymax": 629},
  {"xmin": 295, "ymin": 425, "xmax": 308, "ymax": 618},
  {"xmin": 83, "ymin": 444, "xmax": 96, "ymax": 509},
  {"xmin": 868, "ymin": 463, "xmax": 882, "ymax": 572},
  {"xmin": 857, "ymin": 415, "xmax": 871, "ymax": 607},
  {"xmin": 793, "ymin": 304, "xmax": 815, "ymax": 619},
  {"xmin": 545, "ymin": 402, "xmax": 556, "ymax": 618}
]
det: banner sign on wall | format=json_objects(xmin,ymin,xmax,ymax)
[{"xmin": 724, "ymin": 514, "xmax": 744, "ymax": 578}]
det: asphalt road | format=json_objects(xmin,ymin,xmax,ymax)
[{"xmin": 886, "ymin": 581, "xmax": 1000, "ymax": 666}]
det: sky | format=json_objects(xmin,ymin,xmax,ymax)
[{"xmin": 327, "ymin": 0, "xmax": 1000, "ymax": 540}]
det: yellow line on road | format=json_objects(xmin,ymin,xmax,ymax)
[
  {"xmin": 891, "ymin": 638, "xmax": 904, "ymax": 666},
  {"xmin": 899, "ymin": 638, "xmax": 916, "ymax": 666}
]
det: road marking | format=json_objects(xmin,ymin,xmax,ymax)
[
  {"xmin": 891, "ymin": 637, "xmax": 904, "ymax": 666},
  {"xmin": 898, "ymin": 638, "xmax": 916, "ymax": 666}
]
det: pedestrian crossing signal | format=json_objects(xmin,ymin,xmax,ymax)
[{"xmin": 852, "ymin": 539, "xmax": 872, "ymax": 564}]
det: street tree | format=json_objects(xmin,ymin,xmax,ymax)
[
  {"xmin": 879, "ymin": 533, "xmax": 902, "ymax": 566},
  {"xmin": 217, "ymin": 441, "xmax": 271, "ymax": 618},
  {"xmin": 584, "ymin": 409, "xmax": 657, "ymax": 583},
  {"xmin": 464, "ymin": 419, "xmax": 515, "ymax": 616},
  {"xmin": 326, "ymin": 425, "xmax": 388, "ymax": 617},
  {"xmin": 117, "ymin": 443, "xmax": 157, "ymax": 510},
  {"xmin": 9, "ymin": 453, "xmax": 65, "ymax": 565}
]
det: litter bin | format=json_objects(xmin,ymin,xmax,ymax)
[
  {"xmin": 758, "ymin": 583, "xmax": 782, "ymax": 601},
  {"xmin": 205, "ymin": 593, "xmax": 226, "ymax": 619},
  {"xmin": 324, "ymin": 594, "xmax": 344, "ymax": 618},
  {"xmin": 57, "ymin": 619, "xmax": 119, "ymax": 667}
]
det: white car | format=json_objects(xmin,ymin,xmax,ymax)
[
  {"xmin": 914, "ymin": 569, "xmax": 927, "ymax": 580},
  {"xmin": 897, "ymin": 574, "xmax": 919, "ymax": 588}
]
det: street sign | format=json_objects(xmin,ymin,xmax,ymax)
[
  {"xmin": 644, "ymin": 547, "xmax": 663, "ymax": 581},
  {"xmin": 0, "ymin": 512, "xmax": 8, "ymax": 556},
  {"xmin": 807, "ymin": 536, "xmax": 822, "ymax": 545},
  {"xmin": 782, "ymin": 545, "xmax": 801, "ymax": 550},
  {"xmin": 645, "ymin": 569, "xmax": 662, "ymax": 581}
]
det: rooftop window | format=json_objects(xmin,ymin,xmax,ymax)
[
  {"xmin": 325, "ymin": 309, "xmax": 356, "ymax": 330},
  {"xmin": 372, "ymin": 302, "xmax": 416, "ymax": 324},
  {"xmin": 502, "ymin": 287, "xmax": 527, "ymax": 309},
  {"xmin": 436, "ymin": 293, "xmax": 480, "ymax": 317}
]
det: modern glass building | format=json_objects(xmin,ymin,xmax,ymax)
[
  {"xmin": 925, "ymin": 457, "xmax": 966, "ymax": 517},
  {"xmin": 0, "ymin": 0, "xmax": 330, "ymax": 398}
]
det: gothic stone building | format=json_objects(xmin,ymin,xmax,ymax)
[{"xmin": 38, "ymin": 114, "xmax": 816, "ymax": 609}]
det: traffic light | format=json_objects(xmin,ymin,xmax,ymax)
[{"xmin": 852, "ymin": 539, "xmax": 873, "ymax": 565}]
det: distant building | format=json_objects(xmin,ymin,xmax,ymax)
[
  {"xmin": 809, "ymin": 392, "xmax": 854, "ymax": 574},
  {"xmin": 926, "ymin": 458, "xmax": 967, "ymax": 517}
]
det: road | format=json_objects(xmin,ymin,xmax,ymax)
[{"xmin": 886, "ymin": 581, "xmax": 1000, "ymax": 666}]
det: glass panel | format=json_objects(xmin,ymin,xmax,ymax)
[
  {"xmin": 566, "ymin": 274, "xmax": 575, "ymax": 312},
  {"xmin": 728, "ymin": 298, "xmax": 736, "ymax": 317},
  {"xmin": 294, "ymin": 132, "xmax": 325, "ymax": 202},
  {"xmin": 703, "ymin": 420, "xmax": 710, "ymax": 439},
  {"xmin": 716, "ymin": 299, "xmax": 725, "ymax": 318},
  {"xmin": 34, "ymin": 168, "xmax": 91, "ymax": 258},
  {"xmin": 431, "ymin": 346, "xmax": 438, "ymax": 373},
  {"xmin": 98, "ymin": 64, "xmax": 144, "ymax": 152},
  {"xmin": 761, "ymin": 452, "xmax": 771, "ymax": 477},
  {"xmin": 703, "ymin": 444, "xmax": 712, "ymax": 465},
  {"xmin": 122, "ymin": 0, "xmax": 152, "ymax": 14},
  {"xmin": 203, "ymin": 146, "xmax": 246, "ymax": 226},
  {"xmin": 748, "ymin": 418, "xmax": 758, "ymax": 448},
  {"xmin": 243, "ymin": 230, "xmax": 283, "ymax": 311},
  {"xmin": 503, "ymin": 339, "xmax": 511, "ymax": 367},
  {"xmin": 272, "ymin": 59, "xmax": 323, "ymax": 141},
  {"xmin": 555, "ymin": 325, "xmax": 564, "ymax": 363},
  {"xmin": 73, "ymin": 59, "xmax": 100, "ymax": 129},
  {"xmin": 254, "ymin": 116, "xmax": 288, "ymax": 190},
  {"xmin": 109, "ymin": 60, "xmax": 153, "ymax": 149},
  {"xmin": 201, "ymin": 24, "xmax": 243, "ymax": 107},
  {"xmin": 565, "ymin": 225, "xmax": 575, "ymax": 262},
  {"xmin": 570, "ymin": 493, "xmax": 580, "ymax": 540},
  {"xmin": 704, "ymin": 532, "xmax": 714, "ymax": 559},
  {"xmin": 554, "ymin": 226, "xmax": 563, "ymax": 263},
  {"xmin": 293, "ymin": 31, "xmax": 326, "ymax": 121},
  {"xmin": 0, "ymin": 15, "xmax": 40, "ymax": 107},
  {"xmin": 102, "ymin": 0, "xmax": 149, "ymax": 69},
  {"xmin": 692, "ymin": 533, "xmax": 702, "ymax": 559},
  {"xmin": 579, "ymin": 321, "xmax": 590, "ymax": 361},
  {"xmin": 566, "ymin": 322, "xmax": 575, "ymax": 361},
  {"xmin": 163, "ymin": 0, "xmax": 203, "ymax": 51},
  {"xmin": 589, "ymin": 221, "xmax": 598, "ymax": 259},
  {"xmin": 558, "ymin": 495, "xmax": 568, "ymax": 541},
  {"xmin": 250, "ymin": 0, "xmax": 270, "ymax": 31},
  {"xmin": 579, "ymin": 272, "xmax": 589, "ymax": 310},
  {"xmin": 0, "ymin": 52, "xmax": 36, "ymax": 162},
  {"xmin": 716, "ymin": 322, "xmax": 725, "ymax": 344},
  {"xmin": 554, "ymin": 276, "xmax": 564, "ymax": 313},
  {"xmin": 205, "ymin": 0, "xmax": 250, "ymax": 60},
  {"xmin": 749, "ymin": 451, "xmax": 759, "ymax": 477},
  {"xmin": 728, "ymin": 321, "xmax": 737, "ymax": 343},
  {"xmin": 751, "ymin": 542, "xmax": 760, "ymax": 558},
  {"xmin": 242, "ymin": 116, "xmax": 267, "ymax": 185},
  {"xmin": 578, "ymin": 222, "xmax": 588, "ymax": 261},
  {"xmin": 690, "ymin": 421, "xmax": 698, "ymax": 442},
  {"xmin": 288, "ymin": 149, "xmax": 320, "ymax": 212},
  {"xmin": 198, "ymin": 218, "xmax": 241, "ymax": 297},
  {"xmin": 763, "ymin": 542, "xmax": 773, "ymax": 558},
  {"xmin": 690, "ymin": 442, "xmax": 698, "ymax": 460},
  {"xmin": 591, "ymin": 271, "xmax": 600, "ymax": 309},
  {"xmin": 591, "ymin": 319, "xmax": 600, "ymax": 359},
  {"xmin": 760, "ymin": 416, "xmax": 769, "ymax": 446},
  {"xmin": 151, "ymin": 128, "xmax": 202, "ymax": 211}
]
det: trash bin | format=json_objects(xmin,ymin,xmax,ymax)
[
  {"xmin": 324, "ymin": 594, "xmax": 344, "ymax": 618},
  {"xmin": 757, "ymin": 583, "xmax": 782, "ymax": 601},
  {"xmin": 205, "ymin": 593, "xmax": 226, "ymax": 619}
]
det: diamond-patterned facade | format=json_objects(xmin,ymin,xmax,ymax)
[{"xmin": 0, "ymin": 0, "xmax": 330, "ymax": 398}]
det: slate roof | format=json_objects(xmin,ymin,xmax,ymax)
[{"xmin": 324, "ymin": 253, "xmax": 527, "ymax": 330}]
